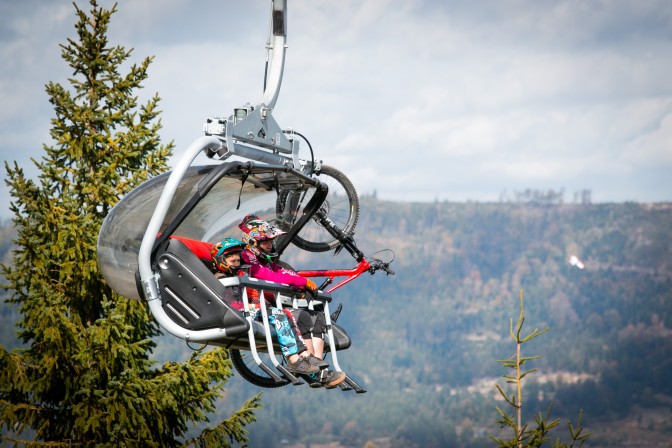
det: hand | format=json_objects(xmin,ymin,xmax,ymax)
[{"xmin": 305, "ymin": 279, "xmax": 318, "ymax": 292}]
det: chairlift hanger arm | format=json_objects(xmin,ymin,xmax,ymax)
[
  {"xmin": 204, "ymin": 1, "xmax": 295, "ymax": 160},
  {"xmin": 261, "ymin": 0, "xmax": 287, "ymax": 111}
]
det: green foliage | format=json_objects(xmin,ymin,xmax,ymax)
[
  {"xmin": 183, "ymin": 392, "xmax": 263, "ymax": 448},
  {"xmin": 0, "ymin": 1, "xmax": 259, "ymax": 446},
  {"xmin": 491, "ymin": 292, "xmax": 589, "ymax": 448}
]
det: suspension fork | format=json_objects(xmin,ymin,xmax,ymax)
[
  {"xmin": 278, "ymin": 190, "xmax": 305, "ymax": 227},
  {"xmin": 313, "ymin": 210, "xmax": 365, "ymax": 261}
]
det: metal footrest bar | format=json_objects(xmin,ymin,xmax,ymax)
[
  {"xmin": 259, "ymin": 287, "xmax": 303, "ymax": 385},
  {"xmin": 343, "ymin": 375, "xmax": 367, "ymax": 393},
  {"xmin": 243, "ymin": 287, "xmax": 293, "ymax": 384}
]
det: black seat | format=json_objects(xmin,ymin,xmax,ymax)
[{"xmin": 154, "ymin": 238, "xmax": 249, "ymax": 335}]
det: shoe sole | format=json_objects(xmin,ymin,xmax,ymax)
[
  {"xmin": 326, "ymin": 373, "xmax": 347, "ymax": 387},
  {"xmin": 287, "ymin": 366, "xmax": 320, "ymax": 374}
]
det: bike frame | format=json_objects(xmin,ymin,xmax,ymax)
[
  {"xmin": 292, "ymin": 205, "xmax": 394, "ymax": 293},
  {"xmin": 291, "ymin": 209, "xmax": 376, "ymax": 294},
  {"xmin": 297, "ymin": 259, "xmax": 371, "ymax": 294}
]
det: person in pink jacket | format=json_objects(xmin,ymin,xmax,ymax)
[{"xmin": 239, "ymin": 214, "xmax": 347, "ymax": 388}]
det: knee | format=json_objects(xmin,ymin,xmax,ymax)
[
  {"xmin": 296, "ymin": 310, "xmax": 313, "ymax": 337},
  {"xmin": 313, "ymin": 312, "xmax": 327, "ymax": 335}
]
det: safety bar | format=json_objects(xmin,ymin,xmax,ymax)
[
  {"xmin": 241, "ymin": 283, "xmax": 303, "ymax": 384},
  {"xmin": 237, "ymin": 277, "xmax": 332, "ymax": 385},
  {"xmin": 257, "ymin": 286, "xmax": 304, "ymax": 385}
]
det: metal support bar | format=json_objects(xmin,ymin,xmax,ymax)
[
  {"xmin": 322, "ymin": 301, "xmax": 343, "ymax": 373},
  {"xmin": 343, "ymin": 375, "xmax": 367, "ymax": 393},
  {"xmin": 242, "ymin": 286, "xmax": 285, "ymax": 383},
  {"xmin": 261, "ymin": 0, "xmax": 287, "ymax": 110},
  {"xmin": 139, "ymin": 136, "xmax": 238, "ymax": 343},
  {"xmin": 259, "ymin": 289, "xmax": 302, "ymax": 385}
]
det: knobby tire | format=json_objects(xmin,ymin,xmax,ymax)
[
  {"xmin": 276, "ymin": 165, "xmax": 359, "ymax": 252},
  {"xmin": 230, "ymin": 348, "xmax": 290, "ymax": 388}
]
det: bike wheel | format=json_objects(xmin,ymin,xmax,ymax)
[
  {"xmin": 276, "ymin": 165, "xmax": 359, "ymax": 252},
  {"xmin": 230, "ymin": 349, "xmax": 290, "ymax": 388}
]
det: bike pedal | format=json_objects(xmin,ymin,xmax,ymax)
[
  {"xmin": 330, "ymin": 303, "xmax": 343, "ymax": 322},
  {"xmin": 300, "ymin": 373, "xmax": 324, "ymax": 388}
]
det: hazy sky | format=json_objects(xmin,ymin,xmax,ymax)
[{"xmin": 2, "ymin": 0, "xmax": 671, "ymax": 220}]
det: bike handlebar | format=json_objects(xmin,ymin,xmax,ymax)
[{"xmin": 368, "ymin": 258, "xmax": 395, "ymax": 276}]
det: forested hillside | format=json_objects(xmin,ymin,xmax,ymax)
[
  {"xmin": 2, "ymin": 200, "xmax": 671, "ymax": 447},
  {"xmin": 217, "ymin": 199, "xmax": 672, "ymax": 447}
]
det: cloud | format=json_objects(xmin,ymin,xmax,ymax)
[
  {"xmin": 2, "ymin": 0, "xmax": 672, "ymax": 219},
  {"xmin": 623, "ymin": 110, "xmax": 672, "ymax": 165}
]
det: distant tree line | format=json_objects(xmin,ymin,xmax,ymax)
[{"xmin": 498, "ymin": 188, "xmax": 593, "ymax": 205}]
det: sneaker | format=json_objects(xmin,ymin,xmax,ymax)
[
  {"xmin": 287, "ymin": 356, "xmax": 320, "ymax": 374},
  {"xmin": 320, "ymin": 370, "xmax": 346, "ymax": 388},
  {"xmin": 306, "ymin": 354, "xmax": 329, "ymax": 370},
  {"xmin": 306, "ymin": 372, "xmax": 325, "ymax": 388}
]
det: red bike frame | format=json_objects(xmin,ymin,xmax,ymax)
[{"xmin": 296, "ymin": 258, "xmax": 371, "ymax": 294}]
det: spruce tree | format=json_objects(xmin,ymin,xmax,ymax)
[
  {"xmin": 0, "ymin": 1, "xmax": 261, "ymax": 446},
  {"xmin": 491, "ymin": 292, "xmax": 589, "ymax": 448}
]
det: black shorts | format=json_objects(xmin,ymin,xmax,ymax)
[{"xmin": 289, "ymin": 308, "xmax": 326, "ymax": 337}]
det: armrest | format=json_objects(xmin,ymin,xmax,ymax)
[{"xmin": 226, "ymin": 275, "xmax": 333, "ymax": 303}]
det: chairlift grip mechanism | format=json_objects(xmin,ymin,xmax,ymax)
[{"xmin": 203, "ymin": 0, "xmax": 302, "ymax": 167}]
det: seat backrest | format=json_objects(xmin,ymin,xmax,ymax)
[
  {"xmin": 169, "ymin": 235, "xmax": 214, "ymax": 263},
  {"xmin": 155, "ymin": 238, "xmax": 249, "ymax": 335}
]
